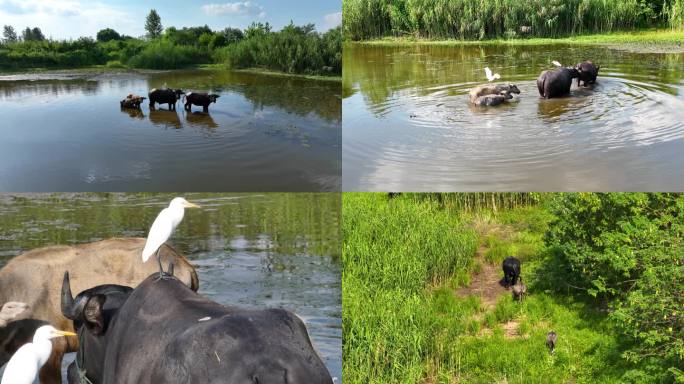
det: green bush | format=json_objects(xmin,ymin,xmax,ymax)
[
  {"xmin": 546, "ymin": 193, "xmax": 684, "ymax": 375},
  {"xmin": 125, "ymin": 40, "xmax": 209, "ymax": 69}
]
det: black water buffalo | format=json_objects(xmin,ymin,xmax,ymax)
[
  {"xmin": 184, "ymin": 92, "xmax": 220, "ymax": 112},
  {"xmin": 537, "ymin": 67, "xmax": 579, "ymax": 99},
  {"xmin": 576, "ymin": 60, "xmax": 600, "ymax": 87},
  {"xmin": 502, "ymin": 256, "xmax": 521, "ymax": 288},
  {"xmin": 61, "ymin": 271, "xmax": 333, "ymax": 384},
  {"xmin": 149, "ymin": 88, "xmax": 184, "ymax": 110}
]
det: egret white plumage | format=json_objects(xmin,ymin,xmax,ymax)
[
  {"xmin": 0, "ymin": 325, "xmax": 76, "ymax": 384},
  {"xmin": 142, "ymin": 197, "xmax": 201, "ymax": 279},
  {"xmin": 552, "ymin": 60, "xmax": 563, "ymax": 67},
  {"xmin": 484, "ymin": 67, "xmax": 500, "ymax": 82}
]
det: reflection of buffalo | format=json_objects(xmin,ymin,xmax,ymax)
[
  {"xmin": 121, "ymin": 106, "xmax": 145, "ymax": 119},
  {"xmin": 537, "ymin": 67, "xmax": 579, "ymax": 99},
  {"xmin": 185, "ymin": 92, "xmax": 220, "ymax": 112},
  {"xmin": 576, "ymin": 61, "xmax": 600, "ymax": 87},
  {"xmin": 149, "ymin": 88, "xmax": 183, "ymax": 110},
  {"xmin": 0, "ymin": 238, "xmax": 198, "ymax": 383},
  {"xmin": 502, "ymin": 256, "xmax": 521, "ymax": 287},
  {"xmin": 62, "ymin": 272, "xmax": 334, "ymax": 384},
  {"xmin": 148, "ymin": 109, "xmax": 182, "ymax": 129},
  {"xmin": 186, "ymin": 111, "xmax": 218, "ymax": 129}
]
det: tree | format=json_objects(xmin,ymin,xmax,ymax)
[
  {"xmin": 145, "ymin": 9, "xmax": 162, "ymax": 39},
  {"xmin": 3, "ymin": 25, "xmax": 17, "ymax": 43},
  {"xmin": 31, "ymin": 27, "xmax": 45, "ymax": 41},
  {"xmin": 96, "ymin": 28, "xmax": 121, "ymax": 42}
]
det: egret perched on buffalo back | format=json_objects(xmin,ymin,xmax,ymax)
[
  {"xmin": 1, "ymin": 325, "xmax": 76, "ymax": 384},
  {"xmin": 484, "ymin": 67, "xmax": 501, "ymax": 82},
  {"xmin": 142, "ymin": 197, "xmax": 201, "ymax": 279}
]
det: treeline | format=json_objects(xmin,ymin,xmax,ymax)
[
  {"xmin": 343, "ymin": 0, "xmax": 684, "ymax": 40},
  {"xmin": 0, "ymin": 16, "xmax": 340, "ymax": 75}
]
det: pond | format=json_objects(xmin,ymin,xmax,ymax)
[
  {"xmin": 343, "ymin": 44, "xmax": 684, "ymax": 191},
  {"xmin": 0, "ymin": 70, "xmax": 341, "ymax": 191},
  {"xmin": 0, "ymin": 193, "xmax": 342, "ymax": 382}
]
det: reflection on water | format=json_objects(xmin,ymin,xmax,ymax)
[
  {"xmin": 0, "ymin": 193, "xmax": 341, "ymax": 381},
  {"xmin": 343, "ymin": 44, "xmax": 684, "ymax": 191},
  {"xmin": 0, "ymin": 70, "xmax": 341, "ymax": 191}
]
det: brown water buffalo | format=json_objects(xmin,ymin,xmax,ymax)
[
  {"xmin": 0, "ymin": 238, "xmax": 198, "ymax": 383},
  {"xmin": 469, "ymin": 84, "xmax": 520, "ymax": 106},
  {"xmin": 184, "ymin": 92, "xmax": 220, "ymax": 112},
  {"xmin": 120, "ymin": 94, "xmax": 146, "ymax": 109},
  {"xmin": 148, "ymin": 88, "xmax": 184, "ymax": 110}
]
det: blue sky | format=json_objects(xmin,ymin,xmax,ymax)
[{"xmin": 0, "ymin": 0, "xmax": 341, "ymax": 40}]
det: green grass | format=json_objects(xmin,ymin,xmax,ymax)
[
  {"xmin": 352, "ymin": 30, "xmax": 684, "ymax": 53},
  {"xmin": 343, "ymin": 194, "xmax": 675, "ymax": 383}
]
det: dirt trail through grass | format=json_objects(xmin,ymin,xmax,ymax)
[{"xmin": 454, "ymin": 246, "xmax": 505, "ymax": 310}]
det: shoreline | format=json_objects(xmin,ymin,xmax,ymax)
[
  {"xmin": 347, "ymin": 29, "xmax": 684, "ymax": 53},
  {"xmin": 0, "ymin": 65, "xmax": 341, "ymax": 82}
]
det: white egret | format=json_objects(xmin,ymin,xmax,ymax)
[
  {"xmin": 142, "ymin": 197, "xmax": 201, "ymax": 279},
  {"xmin": 552, "ymin": 60, "xmax": 563, "ymax": 67},
  {"xmin": 0, "ymin": 325, "xmax": 76, "ymax": 384},
  {"xmin": 484, "ymin": 67, "xmax": 500, "ymax": 82}
]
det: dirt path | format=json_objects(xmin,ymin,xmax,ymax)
[{"xmin": 454, "ymin": 246, "xmax": 507, "ymax": 310}]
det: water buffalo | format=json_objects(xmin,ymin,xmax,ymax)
[
  {"xmin": 120, "ymin": 94, "xmax": 146, "ymax": 109},
  {"xmin": 0, "ymin": 238, "xmax": 198, "ymax": 383},
  {"xmin": 537, "ymin": 67, "xmax": 579, "ymax": 99},
  {"xmin": 184, "ymin": 92, "xmax": 220, "ymax": 113},
  {"xmin": 512, "ymin": 279, "xmax": 527, "ymax": 301},
  {"xmin": 469, "ymin": 84, "xmax": 520, "ymax": 106},
  {"xmin": 149, "ymin": 88, "xmax": 184, "ymax": 110},
  {"xmin": 546, "ymin": 331, "xmax": 557, "ymax": 354},
  {"xmin": 61, "ymin": 272, "xmax": 333, "ymax": 384},
  {"xmin": 502, "ymin": 256, "xmax": 521, "ymax": 288},
  {"xmin": 576, "ymin": 61, "xmax": 600, "ymax": 87}
]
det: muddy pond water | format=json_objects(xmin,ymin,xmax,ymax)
[
  {"xmin": 343, "ymin": 44, "xmax": 684, "ymax": 191},
  {"xmin": 0, "ymin": 70, "xmax": 341, "ymax": 191},
  {"xmin": 0, "ymin": 193, "xmax": 342, "ymax": 382}
]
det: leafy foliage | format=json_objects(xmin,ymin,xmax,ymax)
[
  {"xmin": 96, "ymin": 28, "xmax": 121, "ymax": 42},
  {"xmin": 546, "ymin": 193, "xmax": 684, "ymax": 376}
]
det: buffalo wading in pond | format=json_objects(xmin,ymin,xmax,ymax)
[{"xmin": 0, "ymin": 193, "xmax": 341, "ymax": 382}]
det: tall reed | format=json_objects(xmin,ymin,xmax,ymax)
[{"xmin": 344, "ymin": 0, "xmax": 680, "ymax": 40}]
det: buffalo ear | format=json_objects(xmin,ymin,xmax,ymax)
[{"xmin": 84, "ymin": 294, "xmax": 106, "ymax": 335}]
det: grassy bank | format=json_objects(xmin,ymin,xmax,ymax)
[
  {"xmin": 343, "ymin": 0, "xmax": 684, "ymax": 41},
  {"xmin": 343, "ymin": 193, "xmax": 683, "ymax": 383},
  {"xmin": 0, "ymin": 24, "xmax": 341, "ymax": 76}
]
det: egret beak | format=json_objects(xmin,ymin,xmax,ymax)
[
  {"xmin": 56, "ymin": 330, "xmax": 77, "ymax": 337},
  {"xmin": 184, "ymin": 201, "xmax": 201, "ymax": 209}
]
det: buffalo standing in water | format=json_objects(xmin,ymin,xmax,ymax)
[
  {"xmin": 469, "ymin": 84, "xmax": 521, "ymax": 106},
  {"xmin": 537, "ymin": 67, "xmax": 580, "ymax": 99},
  {"xmin": 120, "ymin": 94, "xmax": 146, "ymax": 109},
  {"xmin": 148, "ymin": 88, "xmax": 184, "ymax": 110},
  {"xmin": 576, "ymin": 60, "xmax": 600, "ymax": 87},
  {"xmin": 184, "ymin": 92, "xmax": 220, "ymax": 112},
  {"xmin": 502, "ymin": 256, "xmax": 521, "ymax": 287},
  {"xmin": 61, "ymin": 272, "xmax": 333, "ymax": 384}
]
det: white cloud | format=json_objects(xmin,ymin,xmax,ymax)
[
  {"xmin": 0, "ymin": 0, "xmax": 138, "ymax": 39},
  {"xmin": 322, "ymin": 11, "xmax": 341, "ymax": 30},
  {"xmin": 201, "ymin": 2, "xmax": 266, "ymax": 18}
]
